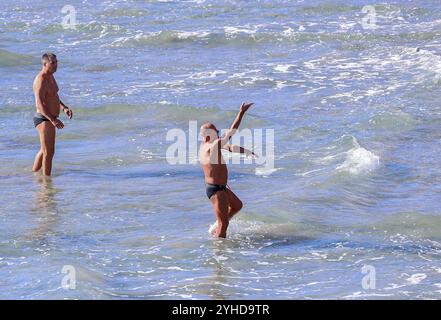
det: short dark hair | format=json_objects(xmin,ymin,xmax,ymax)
[{"xmin": 42, "ymin": 53, "xmax": 57, "ymax": 65}]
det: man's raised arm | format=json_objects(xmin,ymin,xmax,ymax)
[{"xmin": 219, "ymin": 102, "xmax": 253, "ymax": 147}]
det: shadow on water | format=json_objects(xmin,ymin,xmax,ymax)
[
  {"xmin": 201, "ymin": 239, "xmax": 243, "ymax": 300},
  {"xmin": 23, "ymin": 175, "xmax": 60, "ymax": 242},
  {"xmin": 225, "ymin": 221, "xmax": 318, "ymax": 250},
  {"xmin": 198, "ymin": 234, "xmax": 315, "ymax": 299}
]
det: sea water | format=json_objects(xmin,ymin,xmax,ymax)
[{"xmin": 0, "ymin": 0, "xmax": 441, "ymax": 299}]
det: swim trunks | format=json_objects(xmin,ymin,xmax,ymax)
[
  {"xmin": 206, "ymin": 183, "xmax": 227, "ymax": 199},
  {"xmin": 33, "ymin": 112, "xmax": 50, "ymax": 127}
]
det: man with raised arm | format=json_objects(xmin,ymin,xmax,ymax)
[
  {"xmin": 199, "ymin": 102, "xmax": 257, "ymax": 238},
  {"xmin": 32, "ymin": 53, "xmax": 73, "ymax": 176}
]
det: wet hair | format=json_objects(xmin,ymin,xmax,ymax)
[
  {"xmin": 42, "ymin": 53, "xmax": 57, "ymax": 65},
  {"xmin": 200, "ymin": 123, "xmax": 215, "ymax": 137},
  {"xmin": 200, "ymin": 122, "xmax": 219, "ymax": 142}
]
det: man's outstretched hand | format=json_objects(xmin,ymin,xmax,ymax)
[
  {"xmin": 240, "ymin": 102, "xmax": 254, "ymax": 113},
  {"xmin": 64, "ymin": 107, "xmax": 73, "ymax": 119}
]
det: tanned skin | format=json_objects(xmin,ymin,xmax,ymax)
[
  {"xmin": 32, "ymin": 55, "xmax": 73, "ymax": 176},
  {"xmin": 199, "ymin": 102, "xmax": 257, "ymax": 238}
]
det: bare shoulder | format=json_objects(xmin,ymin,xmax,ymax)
[
  {"xmin": 208, "ymin": 139, "xmax": 221, "ymax": 151},
  {"xmin": 201, "ymin": 139, "xmax": 221, "ymax": 154},
  {"xmin": 33, "ymin": 73, "xmax": 47, "ymax": 87},
  {"xmin": 200, "ymin": 142, "xmax": 210, "ymax": 154}
]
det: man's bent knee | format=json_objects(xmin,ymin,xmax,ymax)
[{"xmin": 231, "ymin": 201, "xmax": 243, "ymax": 214}]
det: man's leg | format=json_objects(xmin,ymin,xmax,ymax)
[
  {"xmin": 37, "ymin": 121, "xmax": 56, "ymax": 176},
  {"xmin": 226, "ymin": 187, "xmax": 243, "ymax": 220},
  {"xmin": 33, "ymin": 122, "xmax": 45, "ymax": 172},
  {"xmin": 210, "ymin": 190, "xmax": 229, "ymax": 238},
  {"xmin": 32, "ymin": 148, "xmax": 43, "ymax": 172}
]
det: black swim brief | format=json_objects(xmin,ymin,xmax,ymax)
[
  {"xmin": 206, "ymin": 183, "xmax": 227, "ymax": 199},
  {"xmin": 33, "ymin": 112, "xmax": 50, "ymax": 128}
]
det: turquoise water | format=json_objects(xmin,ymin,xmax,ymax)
[{"xmin": 1, "ymin": 0, "xmax": 441, "ymax": 299}]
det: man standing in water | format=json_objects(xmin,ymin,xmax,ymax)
[
  {"xmin": 32, "ymin": 53, "xmax": 73, "ymax": 176},
  {"xmin": 199, "ymin": 102, "xmax": 256, "ymax": 238}
]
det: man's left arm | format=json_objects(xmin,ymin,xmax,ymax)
[
  {"xmin": 60, "ymin": 100, "xmax": 73, "ymax": 119},
  {"xmin": 223, "ymin": 144, "xmax": 258, "ymax": 157}
]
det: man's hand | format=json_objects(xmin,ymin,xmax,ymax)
[
  {"xmin": 64, "ymin": 107, "xmax": 73, "ymax": 119},
  {"xmin": 225, "ymin": 144, "xmax": 259, "ymax": 158},
  {"xmin": 241, "ymin": 148, "xmax": 258, "ymax": 158},
  {"xmin": 240, "ymin": 102, "xmax": 254, "ymax": 113},
  {"xmin": 52, "ymin": 118, "xmax": 64, "ymax": 129},
  {"xmin": 246, "ymin": 150, "xmax": 259, "ymax": 158}
]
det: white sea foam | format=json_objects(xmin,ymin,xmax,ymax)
[
  {"xmin": 413, "ymin": 47, "xmax": 441, "ymax": 80},
  {"xmin": 208, "ymin": 220, "xmax": 267, "ymax": 236},
  {"xmin": 189, "ymin": 70, "xmax": 226, "ymax": 79},
  {"xmin": 282, "ymin": 27, "xmax": 296, "ymax": 36},
  {"xmin": 106, "ymin": 30, "xmax": 211, "ymax": 48},
  {"xmin": 255, "ymin": 165, "xmax": 280, "ymax": 176},
  {"xmin": 336, "ymin": 142, "xmax": 380, "ymax": 175},
  {"xmin": 273, "ymin": 64, "xmax": 295, "ymax": 73},
  {"xmin": 406, "ymin": 273, "xmax": 427, "ymax": 285},
  {"xmin": 342, "ymin": 292, "xmax": 395, "ymax": 299},
  {"xmin": 224, "ymin": 25, "xmax": 260, "ymax": 36},
  {"xmin": 176, "ymin": 30, "xmax": 211, "ymax": 39}
]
